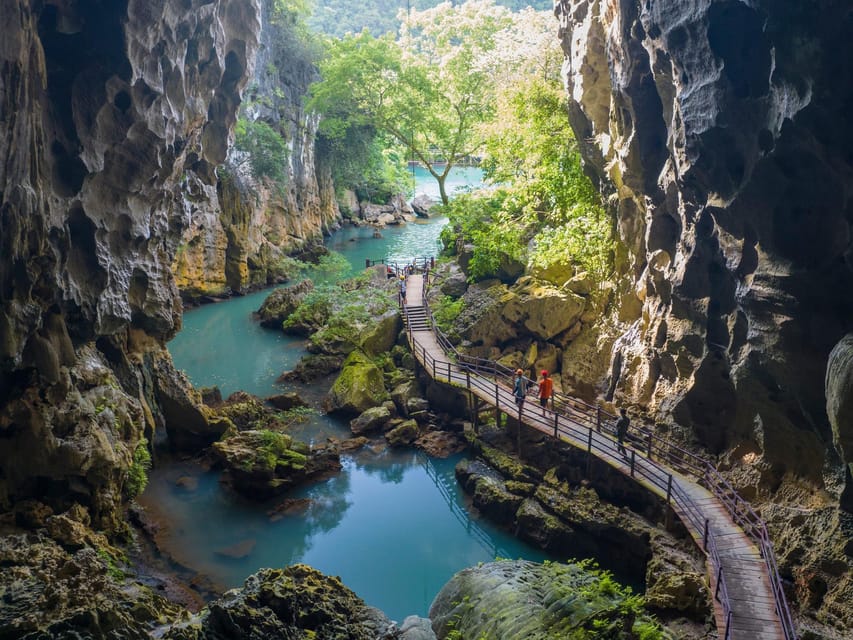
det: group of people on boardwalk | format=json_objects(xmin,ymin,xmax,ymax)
[
  {"xmin": 512, "ymin": 369, "xmax": 553, "ymax": 414},
  {"xmin": 511, "ymin": 368, "xmax": 630, "ymax": 455}
]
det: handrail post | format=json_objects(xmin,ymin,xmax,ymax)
[
  {"xmin": 630, "ymin": 449, "xmax": 636, "ymax": 477},
  {"xmin": 647, "ymin": 431, "xmax": 653, "ymax": 459},
  {"xmin": 554, "ymin": 413, "xmax": 559, "ymax": 438},
  {"xmin": 703, "ymin": 518, "xmax": 710, "ymax": 551},
  {"xmin": 596, "ymin": 405, "xmax": 602, "ymax": 432},
  {"xmin": 586, "ymin": 427, "xmax": 593, "ymax": 476},
  {"xmin": 466, "ymin": 370, "xmax": 470, "ymax": 389},
  {"xmin": 666, "ymin": 474, "xmax": 672, "ymax": 504},
  {"xmin": 715, "ymin": 567, "xmax": 723, "ymax": 601},
  {"xmin": 447, "ymin": 361, "xmax": 451, "ymax": 382}
]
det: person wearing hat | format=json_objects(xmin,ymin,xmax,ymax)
[
  {"xmin": 538, "ymin": 370, "xmax": 553, "ymax": 414},
  {"xmin": 513, "ymin": 369, "xmax": 527, "ymax": 411}
]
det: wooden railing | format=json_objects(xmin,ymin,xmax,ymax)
[{"xmin": 391, "ymin": 267, "xmax": 797, "ymax": 640}]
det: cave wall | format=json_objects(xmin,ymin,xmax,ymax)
[
  {"xmin": 0, "ymin": 0, "xmax": 260, "ymax": 531},
  {"xmin": 172, "ymin": 0, "xmax": 341, "ymax": 299},
  {"xmin": 556, "ymin": 0, "xmax": 853, "ymax": 629}
]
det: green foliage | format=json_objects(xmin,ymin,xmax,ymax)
[
  {"xmin": 308, "ymin": 2, "xmax": 527, "ymax": 204},
  {"xmin": 234, "ymin": 118, "xmax": 288, "ymax": 185},
  {"xmin": 97, "ymin": 548, "xmax": 126, "ymax": 581},
  {"xmin": 440, "ymin": 72, "xmax": 613, "ymax": 282},
  {"xmin": 286, "ymin": 272, "xmax": 397, "ymax": 351},
  {"xmin": 257, "ymin": 430, "xmax": 307, "ymax": 471},
  {"xmin": 306, "ymin": 0, "xmax": 551, "ymax": 38},
  {"xmin": 432, "ymin": 295, "xmax": 465, "ymax": 333},
  {"xmin": 125, "ymin": 438, "xmax": 151, "ymax": 499}
]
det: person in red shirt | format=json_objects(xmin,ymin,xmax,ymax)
[{"xmin": 538, "ymin": 370, "xmax": 553, "ymax": 414}]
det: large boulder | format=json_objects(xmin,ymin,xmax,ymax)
[
  {"xmin": 211, "ymin": 430, "xmax": 340, "ymax": 499},
  {"xmin": 350, "ymin": 405, "xmax": 393, "ymax": 435},
  {"xmin": 360, "ymin": 309, "xmax": 403, "ymax": 356},
  {"xmin": 411, "ymin": 194, "xmax": 437, "ymax": 218},
  {"xmin": 256, "ymin": 280, "xmax": 314, "ymax": 329},
  {"xmin": 429, "ymin": 560, "xmax": 665, "ymax": 639},
  {"xmin": 164, "ymin": 565, "xmax": 396, "ymax": 640},
  {"xmin": 324, "ymin": 350, "xmax": 389, "ymax": 416},
  {"xmin": 385, "ymin": 419, "xmax": 420, "ymax": 447}
]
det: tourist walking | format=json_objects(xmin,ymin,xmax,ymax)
[
  {"xmin": 538, "ymin": 370, "xmax": 553, "ymax": 414},
  {"xmin": 399, "ymin": 275, "xmax": 407, "ymax": 305},
  {"xmin": 513, "ymin": 369, "xmax": 527, "ymax": 412},
  {"xmin": 615, "ymin": 407, "xmax": 630, "ymax": 456}
]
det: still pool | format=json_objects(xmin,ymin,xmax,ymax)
[{"xmin": 141, "ymin": 448, "xmax": 553, "ymax": 622}]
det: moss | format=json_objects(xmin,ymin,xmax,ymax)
[{"xmin": 125, "ymin": 438, "xmax": 151, "ymax": 499}]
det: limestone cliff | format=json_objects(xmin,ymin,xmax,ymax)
[
  {"xmin": 0, "ymin": 0, "xmax": 260, "ymax": 531},
  {"xmin": 557, "ymin": 0, "xmax": 852, "ymax": 631},
  {"xmin": 172, "ymin": 0, "xmax": 340, "ymax": 299}
]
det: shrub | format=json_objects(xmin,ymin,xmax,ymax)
[{"xmin": 125, "ymin": 438, "xmax": 151, "ymax": 499}]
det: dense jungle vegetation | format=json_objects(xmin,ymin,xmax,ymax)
[{"xmin": 239, "ymin": 0, "xmax": 613, "ymax": 285}]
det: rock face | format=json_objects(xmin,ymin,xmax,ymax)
[
  {"xmin": 557, "ymin": 0, "xmax": 853, "ymax": 630},
  {"xmin": 172, "ymin": 0, "xmax": 340, "ymax": 299},
  {"xmin": 0, "ymin": 0, "xmax": 260, "ymax": 531},
  {"xmin": 165, "ymin": 564, "xmax": 397, "ymax": 640},
  {"xmin": 429, "ymin": 559, "xmax": 665, "ymax": 639}
]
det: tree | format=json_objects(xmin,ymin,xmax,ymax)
[{"xmin": 308, "ymin": 0, "xmax": 518, "ymax": 205}]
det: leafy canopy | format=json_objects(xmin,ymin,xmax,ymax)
[
  {"xmin": 308, "ymin": 0, "xmax": 527, "ymax": 205},
  {"xmin": 439, "ymin": 13, "xmax": 613, "ymax": 282}
]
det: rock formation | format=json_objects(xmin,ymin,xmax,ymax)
[
  {"xmin": 171, "ymin": 0, "xmax": 341, "ymax": 300},
  {"xmin": 0, "ymin": 0, "xmax": 260, "ymax": 531},
  {"xmin": 556, "ymin": 0, "xmax": 853, "ymax": 632}
]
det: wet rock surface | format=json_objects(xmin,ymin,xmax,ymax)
[
  {"xmin": 556, "ymin": 0, "xmax": 853, "ymax": 629},
  {"xmin": 211, "ymin": 430, "xmax": 341, "ymax": 499},
  {"xmin": 164, "ymin": 564, "xmax": 398, "ymax": 640},
  {"xmin": 256, "ymin": 279, "xmax": 315, "ymax": 329}
]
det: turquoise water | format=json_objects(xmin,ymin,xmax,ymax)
[
  {"xmin": 158, "ymin": 166, "xmax": 558, "ymax": 621},
  {"xmin": 168, "ymin": 288, "xmax": 305, "ymax": 398},
  {"xmin": 141, "ymin": 449, "xmax": 552, "ymax": 622},
  {"xmin": 411, "ymin": 165, "xmax": 484, "ymax": 200}
]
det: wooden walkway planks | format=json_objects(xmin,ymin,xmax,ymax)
[{"xmin": 402, "ymin": 273, "xmax": 787, "ymax": 640}]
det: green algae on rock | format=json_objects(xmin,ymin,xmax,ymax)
[
  {"xmin": 324, "ymin": 349, "xmax": 390, "ymax": 416},
  {"xmin": 430, "ymin": 559, "xmax": 668, "ymax": 639},
  {"xmin": 164, "ymin": 564, "xmax": 398, "ymax": 640}
]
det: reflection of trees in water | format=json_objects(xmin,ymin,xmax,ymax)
[
  {"xmin": 269, "ymin": 470, "xmax": 354, "ymax": 567},
  {"xmin": 350, "ymin": 448, "xmax": 420, "ymax": 485}
]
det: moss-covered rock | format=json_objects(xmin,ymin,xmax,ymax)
[
  {"xmin": 0, "ymin": 532, "xmax": 187, "ymax": 638},
  {"xmin": 385, "ymin": 419, "xmax": 420, "ymax": 447},
  {"xmin": 360, "ymin": 309, "xmax": 402, "ymax": 356},
  {"xmin": 429, "ymin": 559, "xmax": 668, "ymax": 640},
  {"xmin": 350, "ymin": 405, "xmax": 392, "ymax": 435},
  {"xmin": 480, "ymin": 443, "xmax": 543, "ymax": 484},
  {"xmin": 324, "ymin": 350, "xmax": 389, "ymax": 416},
  {"xmin": 256, "ymin": 279, "xmax": 314, "ymax": 329},
  {"xmin": 164, "ymin": 564, "xmax": 396, "ymax": 640},
  {"xmin": 211, "ymin": 430, "xmax": 341, "ymax": 499},
  {"xmin": 473, "ymin": 476, "xmax": 524, "ymax": 524}
]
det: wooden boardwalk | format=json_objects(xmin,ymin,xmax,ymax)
[{"xmin": 402, "ymin": 273, "xmax": 794, "ymax": 640}]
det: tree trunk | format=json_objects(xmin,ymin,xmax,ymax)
[{"xmin": 437, "ymin": 173, "xmax": 449, "ymax": 206}]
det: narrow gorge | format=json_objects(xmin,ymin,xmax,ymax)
[{"xmin": 0, "ymin": 0, "xmax": 851, "ymax": 639}]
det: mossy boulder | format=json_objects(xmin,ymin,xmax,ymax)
[
  {"xmin": 480, "ymin": 444, "xmax": 543, "ymax": 484},
  {"xmin": 256, "ymin": 279, "xmax": 314, "ymax": 329},
  {"xmin": 325, "ymin": 350, "xmax": 389, "ymax": 416},
  {"xmin": 211, "ymin": 430, "xmax": 341, "ymax": 499},
  {"xmin": 391, "ymin": 380, "xmax": 423, "ymax": 416},
  {"xmin": 350, "ymin": 405, "xmax": 392, "ymax": 435},
  {"xmin": 515, "ymin": 498, "xmax": 575, "ymax": 551},
  {"xmin": 164, "ymin": 564, "xmax": 396, "ymax": 640},
  {"xmin": 385, "ymin": 419, "xmax": 420, "ymax": 447},
  {"xmin": 472, "ymin": 476, "xmax": 524, "ymax": 524},
  {"xmin": 429, "ymin": 559, "xmax": 667, "ymax": 640},
  {"xmin": 212, "ymin": 391, "xmax": 286, "ymax": 431},
  {"xmin": 359, "ymin": 309, "xmax": 402, "ymax": 356}
]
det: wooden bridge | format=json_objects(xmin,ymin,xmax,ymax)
[{"xmin": 398, "ymin": 269, "xmax": 797, "ymax": 640}]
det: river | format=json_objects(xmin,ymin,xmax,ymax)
[{"xmin": 150, "ymin": 167, "xmax": 564, "ymax": 621}]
